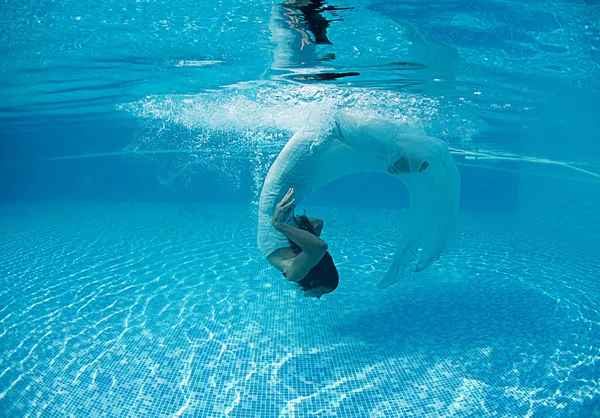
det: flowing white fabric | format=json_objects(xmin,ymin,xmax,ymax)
[{"xmin": 257, "ymin": 110, "xmax": 460, "ymax": 288}]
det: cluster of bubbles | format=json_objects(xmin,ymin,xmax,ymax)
[{"xmin": 119, "ymin": 80, "xmax": 487, "ymax": 199}]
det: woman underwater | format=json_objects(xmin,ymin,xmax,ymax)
[{"xmin": 257, "ymin": 111, "xmax": 459, "ymax": 298}]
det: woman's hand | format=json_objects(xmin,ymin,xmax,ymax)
[{"xmin": 272, "ymin": 188, "xmax": 296, "ymax": 226}]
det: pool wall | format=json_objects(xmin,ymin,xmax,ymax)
[{"xmin": 519, "ymin": 175, "xmax": 600, "ymax": 239}]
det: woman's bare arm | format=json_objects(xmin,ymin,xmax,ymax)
[
  {"xmin": 272, "ymin": 222, "xmax": 327, "ymax": 257},
  {"xmin": 272, "ymin": 188, "xmax": 328, "ymax": 282},
  {"xmin": 274, "ymin": 222, "xmax": 328, "ymax": 282}
]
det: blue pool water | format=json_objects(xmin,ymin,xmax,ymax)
[
  {"xmin": 1, "ymin": 203, "xmax": 598, "ymax": 417},
  {"xmin": 1, "ymin": 0, "xmax": 599, "ymax": 417}
]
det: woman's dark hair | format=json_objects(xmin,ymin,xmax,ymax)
[{"xmin": 288, "ymin": 213, "xmax": 339, "ymax": 294}]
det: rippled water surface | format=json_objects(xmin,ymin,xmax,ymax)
[{"xmin": 2, "ymin": 0, "xmax": 599, "ymax": 166}]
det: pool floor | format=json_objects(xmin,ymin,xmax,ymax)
[{"xmin": 0, "ymin": 202, "xmax": 598, "ymax": 417}]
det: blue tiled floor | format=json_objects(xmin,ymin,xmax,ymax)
[{"xmin": 0, "ymin": 202, "xmax": 598, "ymax": 417}]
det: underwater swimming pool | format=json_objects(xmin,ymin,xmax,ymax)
[
  {"xmin": 1, "ymin": 0, "xmax": 599, "ymax": 416},
  {"xmin": 1, "ymin": 202, "xmax": 598, "ymax": 417}
]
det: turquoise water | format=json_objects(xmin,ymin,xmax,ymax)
[
  {"xmin": 1, "ymin": 203, "xmax": 598, "ymax": 417},
  {"xmin": 1, "ymin": 0, "xmax": 599, "ymax": 417}
]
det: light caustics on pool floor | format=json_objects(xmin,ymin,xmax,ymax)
[{"xmin": 0, "ymin": 202, "xmax": 598, "ymax": 417}]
